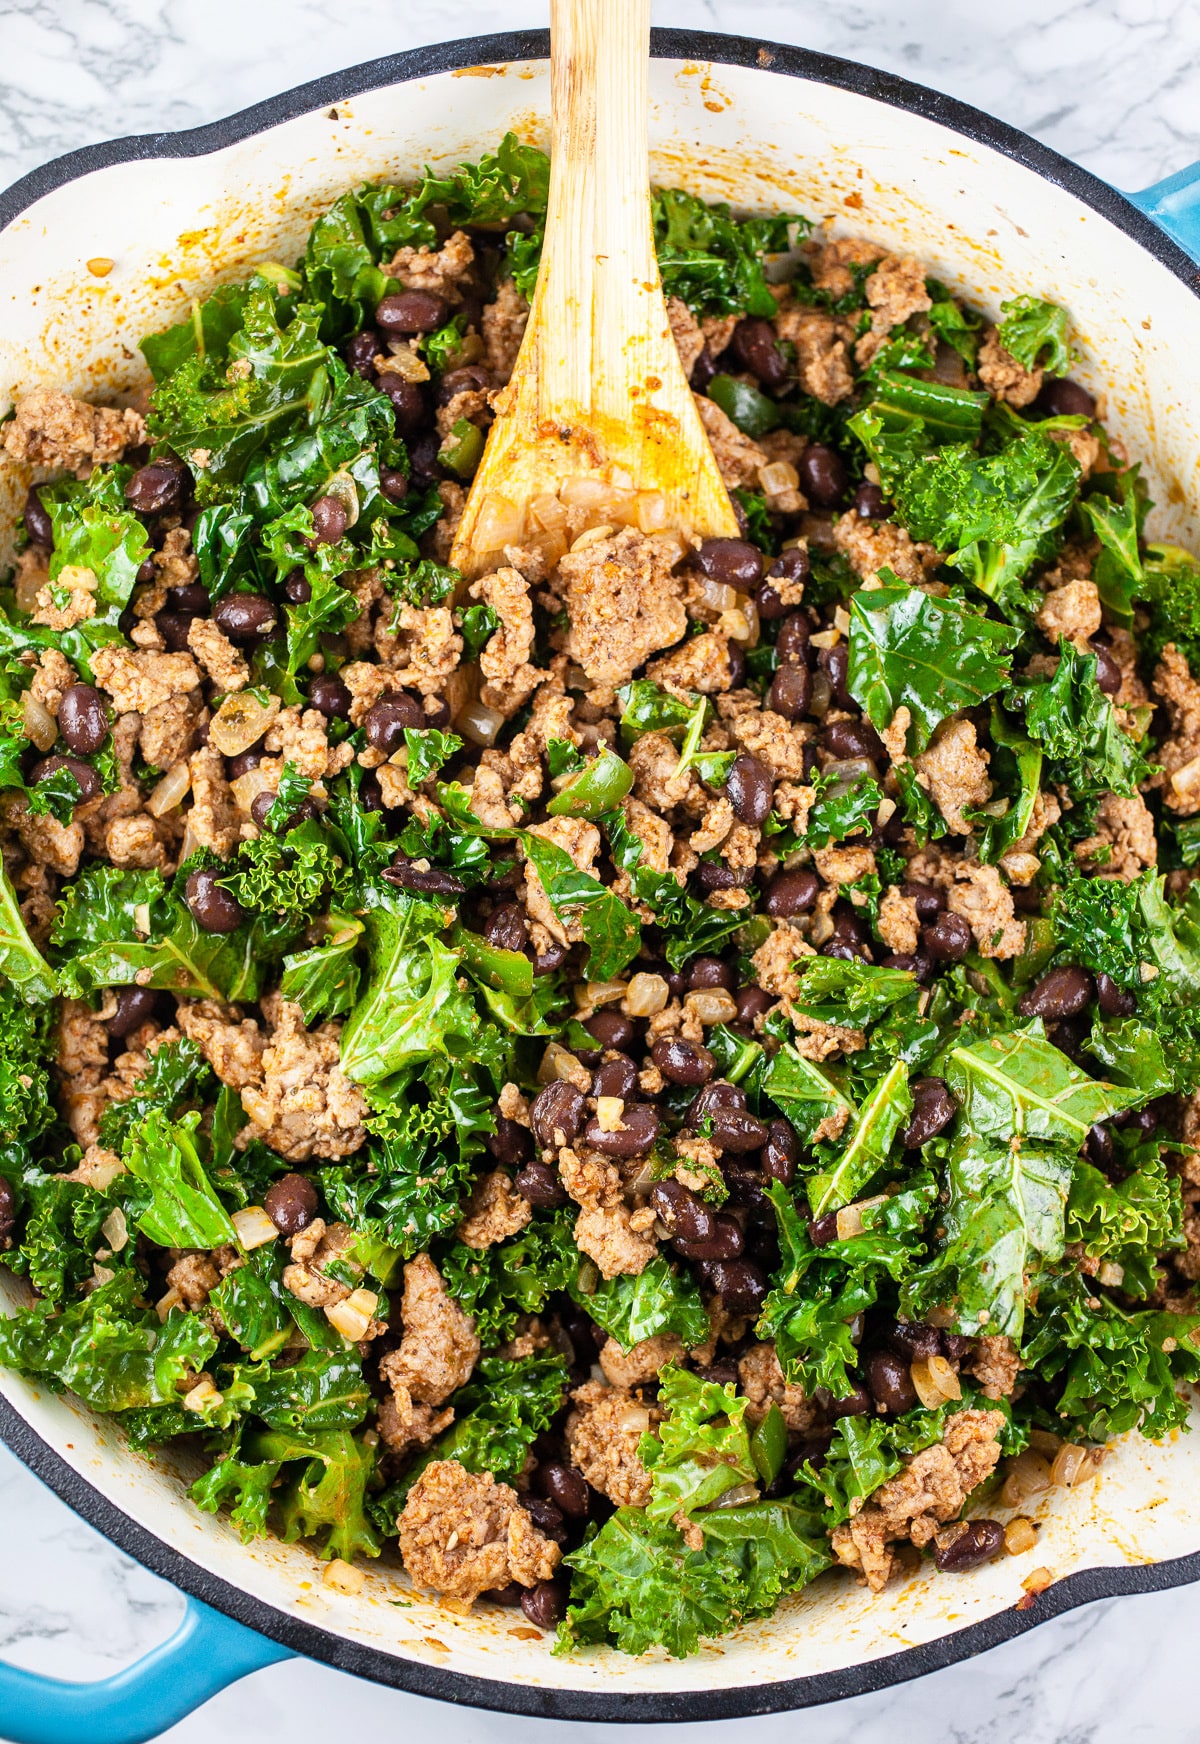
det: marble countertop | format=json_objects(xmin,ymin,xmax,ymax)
[{"xmin": 2, "ymin": 1, "xmax": 1199, "ymax": 1740}]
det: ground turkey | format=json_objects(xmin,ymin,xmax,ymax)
[
  {"xmin": 565, "ymin": 1380, "xmax": 664, "ymax": 1507},
  {"xmin": 398, "ymin": 1459, "xmax": 560, "ymax": 1605},
  {"xmin": 559, "ymin": 527, "xmax": 687, "ymax": 696}
]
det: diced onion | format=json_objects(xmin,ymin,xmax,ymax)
[
  {"xmin": 623, "ymin": 972, "xmax": 669, "ymax": 1017},
  {"xmin": 699, "ymin": 576, "xmax": 739, "ymax": 615},
  {"xmin": 595, "ymin": 1096, "xmax": 625, "ymax": 1132},
  {"xmin": 569, "ymin": 524, "xmax": 615, "ymax": 551},
  {"xmin": 1022, "ymin": 1566, "xmax": 1054, "ymax": 1595},
  {"xmin": 323, "ymin": 1559, "xmax": 365, "ymax": 1596},
  {"xmin": 807, "ymin": 669, "xmax": 832, "ymax": 718},
  {"xmin": 530, "ymin": 492, "xmax": 569, "ymax": 532},
  {"xmin": 100, "ymin": 1208, "xmax": 128, "ymax": 1253},
  {"xmin": 22, "ymin": 690, "xmax": 57, "ymax": 752},
  {"xmin": 377, "ymin": 341, "xmax": 429, "ymax": 382},
  {"xmin": 326, "ymin": 1288, "xmax": 379, "ymax": 1343},
  {"xmin": 910, "ymin": 1354, "xmax": 962, "ymax": 1409},
  {"xmin": 182, "ymin": 1377, "xmax": 224, "ymax": 1414},
  {"xmin": 232, "ymin": 1206, "xmax": 280, "ymax": 1251},
  {"xmin": 835, "ymin": 1195, "xmax": 886, "ymax": 1243},
  {"xmin": 155, "ymin": 1287, "xmax": 183, "ymax": 1322},
  {"xmin": 539, "ymin": 1042, "xmax": 589, "ymax": 1087},
  {"xmin": 230, "ymin": 768, "xmax": 276, "ymax": 814},
  {"xmin": 456, "ymin": 699, "xmax": 505, "ymax": 747},
  {"xmin": 683, "ymin": 988, "xmax": 739, "ymax": 1026},
  {"xmin": 1004, "ymin": 1518, "xmax": 1039, "ymax": 1556},
  {"xmin": 209, "ymin": 690, "xmax": 279, "ymax": 757},
  {"xmin": 1001, "ymin": 1450, "xmax": 1052, "ymax": 1509},
  {"xmin": 823, "ymin": 757, "xmax": 877, "ymax": 784},
  {"xmin": 324, "ymin": 469, "xmax": 360, "ymax": 530},
  {"xmin": 577, "ymin": 979, "xmax": 629, "ymax": 1013},
  {"xmin": 708, "ymin": 1482, "xmax": 761, "ymax": 1510},
  {"xmin": 759, "ymin": 460, "xmax": 799, "ymax": 496},
  {"xmin": 1050, "ymin": 1443, "xmax": 1099, "ymax": 1488},
  {"xmin": 559, "ymin": 475, "xmax": 614, "ymax": 508},
  {"xmin": 147, "ymin": 760, "xmax": 191, "ymax": 818}
]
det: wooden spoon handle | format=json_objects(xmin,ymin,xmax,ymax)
[{"xmin": 537, "ymin": 0, "xmax": 658, "ymax": 422}]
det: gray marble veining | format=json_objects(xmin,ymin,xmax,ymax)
[{"xmin": 1, "ymin": 1, "xmax": 1199, "ymax": 1739}]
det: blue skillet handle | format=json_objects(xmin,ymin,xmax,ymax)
[
  {"xmin": 1127, "ymin": 158, "xmax": 1200, "ymax": 261},
  {"xmin": 0, "ymin": 1596, "xmax": 292, "ymax": 1744}
]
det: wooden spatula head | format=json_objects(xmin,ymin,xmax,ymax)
[{"xmin": 450, "ymin": 0, "xmax": 739, "ymax": 580}]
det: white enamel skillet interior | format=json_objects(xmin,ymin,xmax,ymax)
[{"xmin": 3, "ymin": 25, "xmax": 1200, "ymax": 1729}]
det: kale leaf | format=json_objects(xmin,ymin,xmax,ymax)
[
  {"xmin": 522, "ymin": 831, "xmax": 640, "ymax": 983},
  {"xmin": 997, "ymin": 295, "xmax": 1072, "ymax": 375},
  {"xmin": 575, "ymin": 1254, "xmax": 710, "ymax": 1351},
  {"xmin": 846, "ymin": 582, "xmax": 1016, "ymax": 752}
]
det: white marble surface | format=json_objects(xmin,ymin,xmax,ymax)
[{"xmin": 2, "ymin": 1, "xmax": 1200, "ymax": 1740}]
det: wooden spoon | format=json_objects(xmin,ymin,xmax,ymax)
[{"xmin": 449, "ymin": 0, "xmax": 739, "ymax": 579}]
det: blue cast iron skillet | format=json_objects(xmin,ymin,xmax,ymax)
[{"xmin": 2, "ymin": 26, "xmax": 1200, "ymax": 1743}]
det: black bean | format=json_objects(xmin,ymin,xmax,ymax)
[
  {"xmin": 934, "ymin": 1519, "xmax": 1005, "ymax": 1574},
  {"xmin": 308, "ymin": 495, "xmax": 349, "ymax": 545},
  {"xmin": 727, "ymin": 753, "xmax": 774, "ymax": 825},
  {"xmin": 250, "ymin": 790, "xmax": 276, "ymax": 829},
  {"xmin": 687, "ymin": 955, "xmax": 736, "ymax": 992},
  {"xmin": 823, "ymin": 908, "xmax": 869, "ymax": 962},
  {"xmin": 694, "ymin": 1359, "xmax": 740, "ymax": 1388},
  {"xmin": 651, "ymin": 1036, "xmax": 715, "ymax": 1086},
  {"xmin": 125, "ymin": 457, "xmax": 189, "ymax": 515},
  {"xmin": 376, "ymin": 288, "xmax": 450, "ymax": 334},
  {"xmin": 485, "ymin": 1115, "xmax": 533, "ymax": 1169},
  {"xmin": 1090, "ymin": 639, "xmax": 1122, "ymax": 696},
  {"xmin": 705, "ymin": 1107, "xmax": 768, "ymax": 1153},
  {"xmin": 819, "ymin": 642, "xmax": 853, "ymax": 709},
  {"xmin": 362, "ymin": 693, "xmax": 424, "ymax": 753},
  {"xmin": 481, "ymin": 903, "xmax": 526, "ymax": 953},
  {"xmin": 264, "ymin": 1172, "xmax": 319, "ymax": 1235},
  {"xmin": 1085, "ymin": 1122, "xmax": 1115, "ymax": 1171},
  {"xmin": 675, "ymin": 1211, "xmax": 745, "ymax": 1261},
  {"xmin": 822, "ymin": 1382, "xmax": 872, "ymax": 1419},
  {"xmin": 923, "ymin": 911, "xmax": 972, "ymax": 962},
  {"xmin": 688, "ymin": 1080, "xmax": 747, "ymax": 1124},
  {"xmin": 692, "ymin": 861, "xmax": 746, "ymax": 895},
  {"xmin": 225, "ymin": 745, "xmax": 265, "ymax": 782},
  {"xmin": 885, "ymin": 1320, "xmax": 942, "ymax": 1362},
  {"xmin": 593, "ymin": 1053, "xmax": 640, "ymax": 1100},
  {"xmin": 903, "ymin": 1077, "xmax": 957, "ymax": 1148},
  {"xmin": 523, "ymin": 1494, "xmax": 568, "ymax": 1546},
  {"xmin": 768, "ymin": 662, "xmax": 811, "ymax": 721},
  {"xmin": 535, "ymin": 1462, "xmax": 590, "ymax": 1519},
  {"xmin": 30, "ymin": 754, "xmax": 100, "ymax": 806},
  {"xmin": 185, "ymin": 868, "xmax": 245, "ymax": 934},
  {"xmin": 768, "ymin": 546, "xmax": 810, "ymax": 586},
  {"xmin": 584, "ymin": 1009, "xmax": 637, "ymax": 1052},
  {"xmin": 168, "ymin": 582, "xmax": 209, "ymax": 616},
  {"xmin": 422, "ymin": 696, "xmax": 452, "ymax": 730},
  {"xmin": 439, "ymin": 364, "xmax": 493, "ymax": 403},
  {"xmin": 383, "ymin": 856, "xmax": 465, "ymax": 896},
  {"xmin": 1038, "ymin": 378, "xmax": 1095, "ymax": 419},
  {"xmin": 650, "ymin": 1179, "xmax": 717, "ymax": 1245},
  {"xmin": 135, "ymin": 557, "xmax": 157, "ymax": 585},
  {"xmin": 56, "ymin": 683, "xmax": 109, "ymax": 756},
  {"xmin": 532, "ymin": 940, "xmax": 569, "ymax": 978},
  {"xmin": 696, "ymin": 537, "xmax": 765, "ymax": 591},
  {"xmin": 213, "ymin": 592, "xmax": 277, "ymax": 643},
  {"xmin": 763, "ymin": 868, "xmax": 820, "ymax": 918},
  {"xmin": 942, "ymin": 1333, "xmax": 974, "ymax": 1362},
  {"xmin": 735, "ymin": 984, "xmax": 774, "ymax": 1028},
  {"xmin": 359, "ymin": 772, "xmax": 384, "ymax": 812},
  {"xmin": 378, "ymin": 374, "xmax": 427, "ymax": 435},
  {"xmin": 344, "ymin": 330, "xmax": 380, "ymax": 379},
  {"xmin": 484, "ymin": 1582, "xmax": 524, "ymax": 1607},
  {"xmin": 155, "ymin": 610, "xmax": 196, "ymax": 651},
  {"xmin": 307, "ymin": 674, "xmax": 352, "ymax": 720},
  {"xmin": 520, "ymin": 1579, "xmax": 568, "ymax": 1630},
  {"xmin": 853, "ymin": 481, "xmax": 891, "ymax": 520},
  {"xmin": 901, "ymin": 881, "xmax": 944, "ymax": 923},
  {"xmin": 583, "ymin": 1103, "xmax": 660, "ymax": 1157},
  {"xmin": 822, "ymin": 716, "xmax": 886, "ymax": 764},
  {"xmin": 762, "ymin": 1119, "xmax": 798, "ymax": 1186},
  {"xmin": 703, "ymin": 1258, "xmax": 768, "ymax": 1314},
  {"xmin": 1096, "ymin": 971, "xmax": 1136, "ymax": 1017},
  {"xmin": 530, "ymin": 1081, "xmax": 586, "ymax": 1151},
  {"xmin": 798, "ymin": 443, "xmax": 848, "ymax": 508},
  {"xmin": 1018, "ymin": 965, "xmax": 1093, "ymax": 1020},
  {"xmin": 775, "ymin": 612, "xmax": 812, "ymax": 665},
  {"xmin": 731, "ymin": 316, "xmax": 790, "ymax": 389},
  {"xmin": 379, "ymin": 464, "xmax": 409, "ymax": 503},
  {"xmin": 723, "ymin": 1162, "xmax": 768, "ymax": 1212},
  {"xmin": 284, "ymin": 570, "xmax": 312, "ymax": 604},
  {"xmin": 514, "ymin": 1158, "xmax": 567, "ymax": 1206},
  {"xmin": 107, "ymin": 986, "xmax": 158, "ymax": 1039},
  {"xmin": 885, "ymin": 949, "xmax": 933, "ymax": 987},
  {"xmin": 23, "ymin": 485, "xmax": 53, "ymax": 548},
  {"xmin": 864, "ymin": 1349, "xmax": 918, "ymax": 1415},
  {"xmin": 807, "ymin": 1211, "xmax": 839, "ymax": 1246}
]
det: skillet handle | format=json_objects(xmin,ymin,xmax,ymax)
[
  {"xmin": 0, "ymin": 1596, "xmax": 292, "ymax": 1744},
  {"xmin": 1127, "ymin": 161, "xmax": 1200, "ymax": 261}
]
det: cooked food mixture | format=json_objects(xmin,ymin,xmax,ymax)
[{"xmin": 3, "ymin": 135, "xmax": 1200, "ymax": 1658}]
